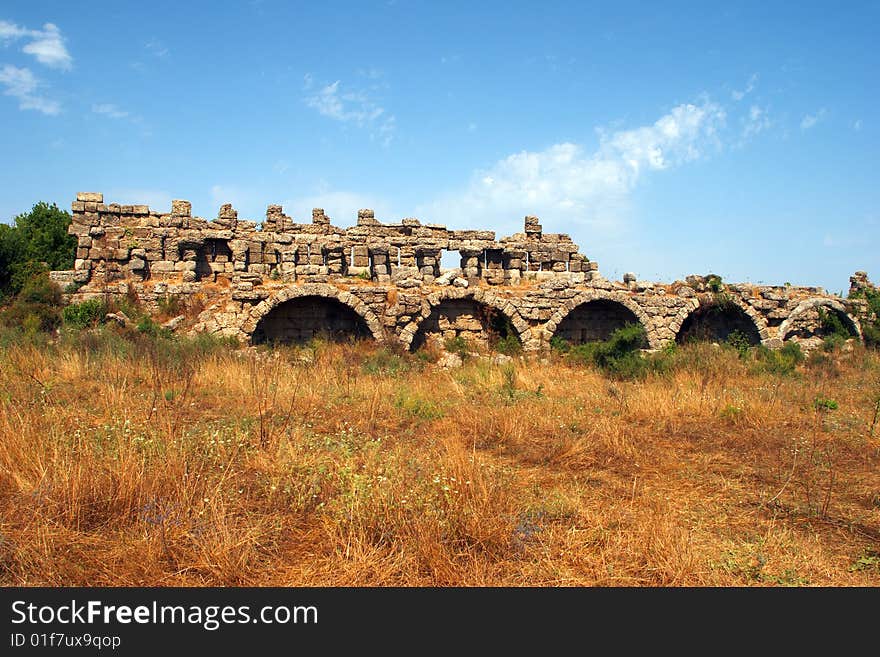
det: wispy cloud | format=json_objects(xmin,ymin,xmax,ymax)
[
  {"xmin": 92, "ymin": 103, "xmax": 129, "ymax": 119},
  {"xmin": 741, "ymin": 104, "xmax": 771, "ymax": 140},
  {"xmin": 853, "ymin": 119, "xmax": 862, "ymax": 131},
  {"xmin": 800, "ymin": 108, "xmax": 827, "ymax": 130},
  {"xmin": 144, "ymin": 38, "xmax": 169, "ymax": 58},
  {"xmin": 422, "ymin": 99, "xmax": 726, "ymax": 235},
  {"xmin": 0, "ymin": 64, "xmax": 60, "ymax": 114},
  {"xmin": 731, "ymin": 73, "xmax": 758, "ymax": 101},
  {"xmin": 0, "ymin": 20, "xmax": 71, "ymax": 70},
  {"xmin": 303, "ymin": 75, "xmax": 396, "ymax": 145},
  {"xmin": 305, "ymin": 79, "xmax": 383, "ymax": 123},
  {"xmin": 0, "ymin": 20, "xmax": 29, "ymax": 40}
]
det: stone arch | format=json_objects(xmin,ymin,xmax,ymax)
[
  {"xmin": 400, "ymin": 287, "xmax": 536, "ymax": 351},
  {"xmin": 777, "ymin": 298, "xmax": 862, "ymax": 342},
  {"xmin": 544, "ymin": 291, "xmax": 658, "ymax": 349},
  {"xmin": 241, "ymin": 283, "xmax": 385, "ymax": 344},
  {"xmin": 672, "ymin": 294, "xmax": 769, "ymax": 346}
]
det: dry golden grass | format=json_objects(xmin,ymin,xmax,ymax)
[{"xmin": 0, "ymin": 332, "xmax": 878, "ymax": 586}]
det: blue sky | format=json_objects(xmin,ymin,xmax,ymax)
[{"xmin": 0, "ymin": 1, "xmax": 876, "ymax": 293}]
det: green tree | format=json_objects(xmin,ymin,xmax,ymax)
[{"xmin": 0, "ymin": 201, "xmax": 75, "ymax": 299}]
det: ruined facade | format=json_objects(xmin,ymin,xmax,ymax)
[{"xmin": 54, "ymin": 193, "xmax": 872, "ymax": 352}]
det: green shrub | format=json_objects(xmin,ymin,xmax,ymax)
[
  {"xmin": 564, "ymin": 324, "xmax": 650, "ymax": 380},
  {"xmin": 822, "ymin": 333, "xmax": 846, "ymax": 352},
  {"xmin": 849, "ymin": 287, "xmax": 880, "ymax": 349},
  {"xmin": 0, "ymin": 201, "xmax": 75, "ymax": 300},
  {"xmin": 136, "ymin": 315, "xmax": 172, "ymax": 339},
  {"xmin": 16, "ymin": 272, "xmax": 61, "ymax": 306},
  {"xmin": 549, "ymin": 335, "xmax": 571, "ymax": 353},
  {"xmin": 444, "ymin": 335, "xmax": 470, "ymax": 357},
  {"xmin": 62, "ymin": 298, "xmax": 107, "ymax": 328},
  {"xmin": 157, "ymin": 294, "xmax": 182, "ymax": 317},
  {"xmin": 726, "ymin": 330, "xmax": 752, "ymax": 358},
  {"xmin": 817, "ymin": 308, "xmax": 850, "ymax": 339},
  {"xmin": 752, "ymin": 342, "xmax": 804, "ymax": 376},
  {"xmin": 863, "ymin": 322, "xmax": 880, "ymax": 348},
  {"xmin": 494, "ymin": 334, "xmax": 522, "ymax": 355},
  {"xmin": 812, "ymin": 397, "xmax": 839, "ymax": 411},
  {"xmin": 707, "ymin": 274, "xmax": 723, "ymax": 293},
  {"xmin": 362, "ymin": 348, "xmax": 420, "ymax": 376},
  {"xmin": 394, "ymin": 390, "xmax": 443, "ymax": 420},
  {"xmin": 0, "ymin": 273, "xmax": 62, "ymax": 333}
]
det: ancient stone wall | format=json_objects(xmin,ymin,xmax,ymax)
[{"xmin": 58, "ymin": 193, "xmax": 872, "ymax": 353}]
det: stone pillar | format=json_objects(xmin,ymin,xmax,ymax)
[
  {"xmin": 324, "ymin": 245, "xmax": 346, "ymax": 275},
  {"xmin": 370, "ymin": 246, "xmax": 391, "ymax": 282},
  {"xmin": 216, "ymin": 203, "xmax": 238, "ymax": 229},
  {"xmin": 399, "ymin": 245, "xmax": 417, "ymax": 267},
  {"xmin": 416, "ymin": 248, "xmax": 441, "ymax": 283},
  {"xmin": 524, "ymin": 215, "xmax": 542, "ymax": 237},
  {"xmin": 230, "ymin": 239, "xmax": 248, "ymax": 272},
  {"xmin": 503, "ymin": 250, "xmax": 524, "ymax": 284},
  {"xmin": 264, "ymin": 204, "xmax": 283, "ymax": 232},
  {"xmin": 460, "ymin": 249, "xmax": 482, "ymax": 283},
  {"xmin": 278, "ymin": 246, "xmax": 298, "ymax": 281},
  {"xmin": 312, "ymin": 208, "xmax": 330, "ymax": 227},
  {"xmin": 179, "ymin": 249, "xmax": 198, "ymax": 282},
  {"xmin": 357, "ymin": 209, "xmax": 379, "ymax": 226},
  {"xmin": 171, "ymin": 200, "xmax": 192, "ymax": 217},
  {"xmin": 352, "ymin": 245, "xmax": 370, "ymax": 268}
]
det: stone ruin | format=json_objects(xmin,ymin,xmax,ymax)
[{"xmin": 52, "ymin": 192, "xmax": 874, "ymax": 353}]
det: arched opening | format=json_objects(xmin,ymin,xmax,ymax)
[
  {"xmin": 554, "ymin": 299, "xmax": 648, "ymax": 346},
  {"xmin": 411, "ymin": 298, "xmax": 520, "ymax": 352},
  {"xmin": 783, "ymin": 305, "xmax": 860, "ymax": 341},
  {"xmin": 251, "ymin": 295, "xmax": 371, "ymax": 345},
  {"xmin": 676, "ymin": 301, "xmax": 761, "ymax": 346}
]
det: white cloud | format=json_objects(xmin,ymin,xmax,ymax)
[
  {"xmin": 800, "ymin": 108, "xmax": 827, "ymax": 130},
  {"xmin": 742, "ymin": 105, "xmax": 771, "ymax": 139},
  {"xmin": 21, "ymin": 22, "xmax": 71, "ymax": 70},
  {"xmin": 0, "ymin": 20, "xmax": 29, "ymax": 41},
  {"xmin": 0, "ymin": 64, "xmax": 60, "ymax": 114},
  {"xmin": 304, "ymin": 76, "xmax": 396, "ymax": 145},
  {"xmin": 305, "ymin": 80, "xmax": 383, "ymax": 123},
  {"xmin": 1, "ymin": 20, "xmax": 72, "ymax": 70},
  {"xmin": 853, "ymin": 119, "xmax": 862, "ymax": 131},
  {"xmin": 421, "ymin": 100, "xmax": 726, "ymax": 236},
  {"xmin": 144, "ymin": 38, "xmax": 168, "ymax": 58},
  {"xmin": 731, "ymin": 73, "xmax": 758, "ymax": 101},
  {"xmin": 92, "ymin": 103, "xmax": 129, "ymax": 119}
]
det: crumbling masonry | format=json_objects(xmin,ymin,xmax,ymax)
[{"xmin": 53, "ymin": 193, "xmax": 874, "ymax": 352}]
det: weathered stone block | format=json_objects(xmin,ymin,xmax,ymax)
[{"xmin": 171, "ymin": 200, "xmax": 191, "ymax": 217}]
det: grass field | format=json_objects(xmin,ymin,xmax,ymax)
[{"xmin": 0, "ymin": 329, "xmax": 878, "ymax": 586}]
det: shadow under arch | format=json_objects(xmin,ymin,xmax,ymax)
[
  {"xmin": 544, "ymin": 291, "xmax": 657, "ymax": 349},
  {"xmin": 401, "ymin": 288, "xmax": 533, "ymax": 352},
  {"xmin": 550, "ymin": 299, "xmax": 649, "ymax": 347},
  {"xmin": 674, "ymin": 297, "xmax": 764, "ymax": 346},
  {"xmin": 241, "ymin": 283, "xmax": 385, "ymax": 345},
  {"xmin": 777, "ymin": 298, "xmax": 862, "ymax": 342}
]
